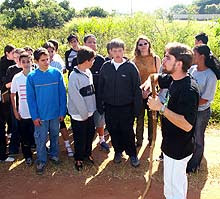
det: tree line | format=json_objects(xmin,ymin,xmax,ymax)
[
  {"xmin": 0, "ymin": 0, "xmax": 109, "ymax": 29},
  {"xmin": 170, "ymin": 0, "xmax": 220, "ymax": 15}
]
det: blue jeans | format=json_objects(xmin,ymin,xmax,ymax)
[
  {"xmin": 34, "ymin": 118, "xmax": 60, "ymax": 164},
  {"xmin": 187, "ymin": 107, "xmax": 211, "ymax": 171}
]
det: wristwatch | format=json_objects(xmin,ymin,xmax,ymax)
[{"xmin": 159, "ymin": 104, "xmax": 166, "ymax": 115}]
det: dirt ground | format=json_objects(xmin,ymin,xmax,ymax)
[{"xmin": 0, "ymin": 127, "xmax": 220, "ymax": 199}]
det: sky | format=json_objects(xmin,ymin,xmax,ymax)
[{"xmin": 68, "ymin": 0, "xmax": 194, "ymax": 13}]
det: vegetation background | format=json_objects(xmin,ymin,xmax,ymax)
[{"xmin": 0, "ymin": 0, "xmax": 219, "ymax": 124}]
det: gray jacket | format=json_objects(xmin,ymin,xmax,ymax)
[{"xmin": 68, "ymin": 66, "xmax": 96, "ymax": 121}]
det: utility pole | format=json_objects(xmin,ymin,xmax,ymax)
[{"xmin": 130, "ymin": 0, "xmax": 133, "ymax": 16}]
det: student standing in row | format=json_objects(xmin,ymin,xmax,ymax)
[
  {"xmin": 11, "ymin": 52, "xmax": 34, "ymax": 166},
  {"xmin": 5, "ymin": 48, "xmax": 25, "ymax": 156},
  {"xmin": 68, "ymin": 46, "xmax": 96, "ymax": 171},
  {"xmin": 97, "ymin": 38, "xmax": 142, "ymax": 167},
  {"xmin": 84, "ymin": 34, "xmax": 110, "ymax": 152},
  {"xmin": 43, "ymin": 41, "xmax": 74, "ymax": 157},
  {"xmin": 187, "ymin": 45, "xmax": 218, "ymax": 173},
  {"xmin": 65, "ymin": 34, "xmax": 80, "ymax": 77},
  {"xmin": 27, "ymin": 48, "xmax": 66, "ymax": 175},
  {"xmin": 0, "ymin": 44, "xmax": 16, "ymax": 162}
]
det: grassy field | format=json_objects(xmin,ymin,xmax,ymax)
[{"xmin": 0, "ymin": 14, "xmax": 219, "ymax": 122}]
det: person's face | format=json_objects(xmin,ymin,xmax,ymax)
[
  {"xmin": 69, "ymin": 38, "xmax": 79, "ymax": 49},
  {"xmin": 193, "ymin": 50, "xmax": 202, "ymax": 65},
  {"xmin": 162, "ymin": 52, "xmax": 177, "ymax": 74},
  {"xmin": 137, "ymin": 39, "xmax": 149, "ymax": 55},
  {"xmin": 111, "ymin": 47, "xmax": 124, "ymax": 63},
  {"xmin": 84, "ymin": 37, "xmax": 97, "ymax": 51},
  {"xmin": 13, "ymin": 52, "xmax": 20, "ymax": 65},
  {"xmin": 36, "ymin": 54, "xmax": 50, "ymax": 70},
  {"xmin": 86, "ymin": 57, "xmax": 95, "ymax": 69},
  {"xmin": 195, "ymin": 39, "xmax": 203, "ymax": 46},
  {"xmin": 6, "ymin": 50, "xmax": 15, "ymax": 60},
  {"xmin": 19, "ymin": 57, "xmax": 32, "ymax": 71},
  {"xmin": 47, "ymin": 47, "xmax": 55, "ymax": 61}
]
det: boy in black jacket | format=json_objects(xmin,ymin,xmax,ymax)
[
  {"xmin": 65, "ymin": 34, "xmax": 80, "ymax": 77},
  {"xmin": 97, "ymin": 39, "xmax": 142, "ymax": 167}
]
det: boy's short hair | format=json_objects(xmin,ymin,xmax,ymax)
[
  {"xmin": 24, "ymin": 46, "xmax": 33, "ymax": 52},
  {"xmin": 195, "ymin": 32, "xmax": 208, "ymax": 44},
  {"xmin": 83, "ymin": 34, "xmax": 96, "ymax": 43},
  {"xmin": 77, "ymin": 46, "xmax": 96, "ymax": 65},
  {"xmin": 4, "ymin": 44, "xmax": 15, "ymax": 55},
  {"xmin": 67, "ymin": 34, "xmax": 79, "ymax": 42},
  {"xmin": 19, "ymin": 52, "xmax": 32, "ymax": 61},
  {"xmin": 33, "ymin": 48, "xmax": 49, "ymax": 61},
  {"xmin": 106, "ymin": 42, "xmax": 112, "ymax": 54},
  {"xmin": 14, "ymin": 48, "xmax": 25, "ymax": 55},
  {"xmin": 109, "ymin": 38, "xmax": 124, "ymax": 50},
  {"xmin": 165, "ymin": 42, "xmax": 193, "ymax": 72},
  {"xmin": 42, "ymin": 42, "xmax": 55, "ymax": 50},
  {"xmin": 48, "ymin": 39, "xmax": 59, "ymax": 51}
]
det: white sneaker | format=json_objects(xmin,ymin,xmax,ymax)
[
  {"xmin": 5, "ymin": 157, "xmax": 15, "ymax": 162},
  {"xmin": 66, "ymin": 146, "xmax": 74, "ymax": 157}
]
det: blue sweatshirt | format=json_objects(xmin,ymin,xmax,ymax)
[{"xmin": 26, "ymin": 67, "xmax": 66, "ymax": 121}]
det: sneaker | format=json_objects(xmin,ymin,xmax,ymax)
[
  {"xmin": 66, "ymin": 146, "xmax": 74, "ymax": 157},
  {"xmin": 49, "ymin": 156, "xmax": 60, "ymax": 165},
  {"xmin": 5, "ymin": 157, "xmax": 15, "ymax": 162},
  {"xmin": 36, "ymin": 162, "xmax": 45, "ymax": 175},
  {"xmin": 113, "ymin": 153, "xmax": 122, "ymax": 164},
  {"xmin": 25, "ymin": 158, "xmax": 33, "ymax": 166},
  {"xmin": 100, "ymin": 141, "xmax": 110, "ymax": 152},
  {"xmin": 130, "ymin": 156, "xmax": 140, "ymax": 167}
]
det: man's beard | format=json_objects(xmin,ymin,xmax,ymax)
[{"xmin": 162, "ymin": 62, "xmax": 176, "ymax": 74}]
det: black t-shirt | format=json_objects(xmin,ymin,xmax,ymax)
[
  {"xmin": 90, "ymin": 54, "xmax": 105, "ymax": 90},
  {"xmin": 158, "ymin": 74, "xmax": 199, "ymax": 160}
]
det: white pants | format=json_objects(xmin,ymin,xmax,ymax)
[{"xmin": 163, "ymin": 153, "xmax": 192, "ymax": 199}]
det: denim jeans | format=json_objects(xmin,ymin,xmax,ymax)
[
  {"xmin": 187, "ymin": 107, "xmax": 211, "ymax": 171},
  {"xmin": 34, "ymin": 118, "xmax": 60, "ymax": 164}
]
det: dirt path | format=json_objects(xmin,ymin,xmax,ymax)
[{"xmin": 0, "ymin": 127, "xmax": 220, "ymax": 199}]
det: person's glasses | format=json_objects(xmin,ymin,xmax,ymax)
[{"xmin": 138, "ymin": 42, "xmax": 148, "ymax": 46}]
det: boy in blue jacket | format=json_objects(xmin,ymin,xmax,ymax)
[{"xmin": 26, "ymin": 48, "xmax": 66, "ymax": 175}]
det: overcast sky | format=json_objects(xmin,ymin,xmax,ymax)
[{"xmin": 68, "ymin": 0, "xmax": 193, "ymax": 13}]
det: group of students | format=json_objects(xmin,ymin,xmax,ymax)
[{"xmin": 0, "ymin": 31, "xmax": 218, "ymax": 199}]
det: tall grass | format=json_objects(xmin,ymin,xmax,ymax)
[{"xmin": 0, "ymin": 13, "xmax": 219, "ymax": 122}]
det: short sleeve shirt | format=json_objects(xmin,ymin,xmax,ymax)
[
  {"xmin": 158, "ymin": 74, "xmax": 199, "ymax": 160},
  {"xmin": 11, "ymin": 72, "xmax": 31, "ymax": 119}
]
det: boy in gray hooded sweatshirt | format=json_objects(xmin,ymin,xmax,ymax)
[{"xmin": 68, "ymin": 46, "xmax": 96, "ymax": 171}]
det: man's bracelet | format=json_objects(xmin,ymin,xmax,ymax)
[{"xmin": 159, "ymin": 104, "xmax": 166, "ymax": 115}]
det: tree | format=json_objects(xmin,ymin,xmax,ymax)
[
  {"xmin": 204, "ymin": 4, "xmax": 220, "ymax": 14},
  {"xmin": 170, "ymin": 4, "xmax": 188, "ymax": 14},
  {"xmin": 79, "ymin": 7, "xmax": 109, "ymax": 17},
  {"xmin": 0, "ymin": 0, "xmax": 32, "ymax": 13},
  {"xmin": 1, "ymin": 0, "xmax": 76, "ymax": 29},
  {"xmin": 193, "ymin": 0, "xmax": 220, "ymax": 13}
]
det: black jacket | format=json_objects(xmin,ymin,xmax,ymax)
[
  {"xmin": 97, "ymin": 60, "xmax": 142, "ymax": 117},
  {"xmin": 0, "ymin": 56, "xmax": 15, "ymax": 91}
]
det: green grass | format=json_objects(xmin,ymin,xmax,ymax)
[{"xmin": 0, "ymin": 14, "xmax": 219, "ymax": 122}]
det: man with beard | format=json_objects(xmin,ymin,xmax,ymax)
[{"xmin": 142, "ymin": 42, "xmax": 199, "ymax": 199}]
